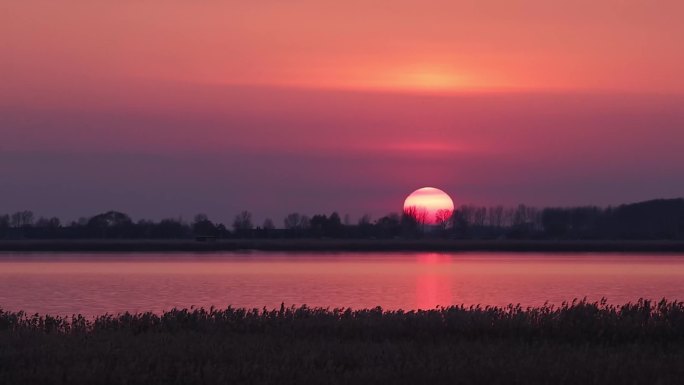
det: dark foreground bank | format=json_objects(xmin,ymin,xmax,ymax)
[
  {"xmin": 3, "ymin": 239, "xmax": 684, "ymax": 252},
  {"xmin": 2, "ymin": 300, "xmax": 684, "ymax": 384}
]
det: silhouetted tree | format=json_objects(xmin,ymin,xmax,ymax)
[
  {"xmin": 473, "ymin": 207, "xmax": 487, "ymax": 228},
  {"xmin": 435, "ymin": 209, "xmax": 452, "ymax": 230},
  {"xmin": 488, "ymin": 206, "xmax": 504, "ymax": 228},
  {"xmin": 156, "ymin": 218, "xmax": 189, "ymax": 238},
  {"xmin": 307, "ymin": 212, "xmax": 344, "ymax": 237},
  {"xmin": 401, "ymin": 208, "xmax": 421, "ymax": 237},
  {"xmin": 284, "ymin": 213, "xmax": 305, "ymax": 230},
  {"xmin": 36, "ymin": 217, "xmax": 60, "ymax": 228},
  {"xmin": 232, "ymin": 211, "xmax": 254, "ymax": 237},
  {"xmin": 328, "ymin": 212, "xmax": 344, "ymax": 237},
  {"xmin": 263, "ymin": 218, "xmax": 275, "ymax": 230},
  {"xmin": 309, "ymin": 214, "xmax": 328, "ymax": 237},
  {"xmin": 87, "ymin": 211, "xmax": 134, "ymax": 238},
  {"xmin": 451, "ymin": 208, "xmax": 469, "ymax": 238},
  {"xmin": 193, "ymin": 214, "xmax": 217, "ymax": 237},
  {"xmin": 0, "ymin": 214, "xmax": 9, "ymax": 238},
  {"xmin": 355, "ymin": 214, "xmax": 373, "ymax": 237},
  {"xmin": 507, "ymin": 204, "xmax": 540, "ymax": 238},
  {"xmin": 403, "ymin": 206, "xmax": 429, "ymax": 233},
  {"xmin": 215, "ymin": 223, "xmax": 230, "ymax": 238},
  {"xmin": 541, "ymin": 206, "xmax": 605, "ymax": 239},
  {"xmin": 610, "ymin": 199, "xmax": 684, "ymax": 239},
  {"xmin": 30, "ymin": 217, "xmax": 62, "ymax": 238},
  {"xmin": 11, "ymin": 210, "xmax": 34, "ymax": 228},
  {"xmin": 283, "ymin": 212, "xmax": 310, "ymax": 237},
  {"xmin": 542, "ymin": 208, "xmax": 570, "ymax": 238}
]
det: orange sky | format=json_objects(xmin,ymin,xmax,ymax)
[{"xmin": 4, "ymin": 1, "xmax": 684, "ymax": 93}]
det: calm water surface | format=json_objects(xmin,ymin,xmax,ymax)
[{"xmin": 1, "ymin": 252, "xmax": 684, "ymax": 316}]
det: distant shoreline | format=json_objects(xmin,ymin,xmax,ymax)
[{"xmin": 2, "ymin": 239, "xmax": 684, "ymax": 252}]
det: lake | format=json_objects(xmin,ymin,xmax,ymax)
[{"xmin": 1, "ymin": 252, "xmax": 684, "ymax": 316}]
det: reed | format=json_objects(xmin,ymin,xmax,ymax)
[{"xmin": 2, "ymin": 299, "xmax": 684, "ymax": 384}]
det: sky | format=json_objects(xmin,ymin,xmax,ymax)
[{"xmin": 2, "ymin": 0, "xmax": 684, "ymax": 225}]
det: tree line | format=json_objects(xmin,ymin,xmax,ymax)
[{"xmin": 1, "ymin": 198, "xmax": 683, "ymax": 240}]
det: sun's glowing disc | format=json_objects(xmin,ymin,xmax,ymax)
[{"xmin": 403, "ymin": 187, "xmax": 455, "ymax": 225}]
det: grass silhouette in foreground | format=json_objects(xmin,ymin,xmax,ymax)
[{"xmin": 2, "ymin": 299, "xmax": 684, "ymax": 384}]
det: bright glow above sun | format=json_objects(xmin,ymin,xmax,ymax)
[
  {"xmin": 300, "ymin": 63, "xmax": 483, "ymax": 93},
  {"xmin": 403, "ymin": 187, "xmax": 455, "ymax": 225},
  {"xmin": 263, "ymin": 62, "xmax": 507, "ymax": 93},
  {"xmin": 367, "ymin": 67, "xmax": 469, "ymax": 92},
  {"xmin": 402, "ymin": 71, "xmax": 462, "ymax": 90}
]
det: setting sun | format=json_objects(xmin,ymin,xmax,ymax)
[{"xmin": 403, "ymin": 187, "xmax": 455, "ymax": 225}]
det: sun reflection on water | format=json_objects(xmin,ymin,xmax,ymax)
[{"xmin": 415, "ymin": 253, "xmax": 454, "ymax": 309}]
